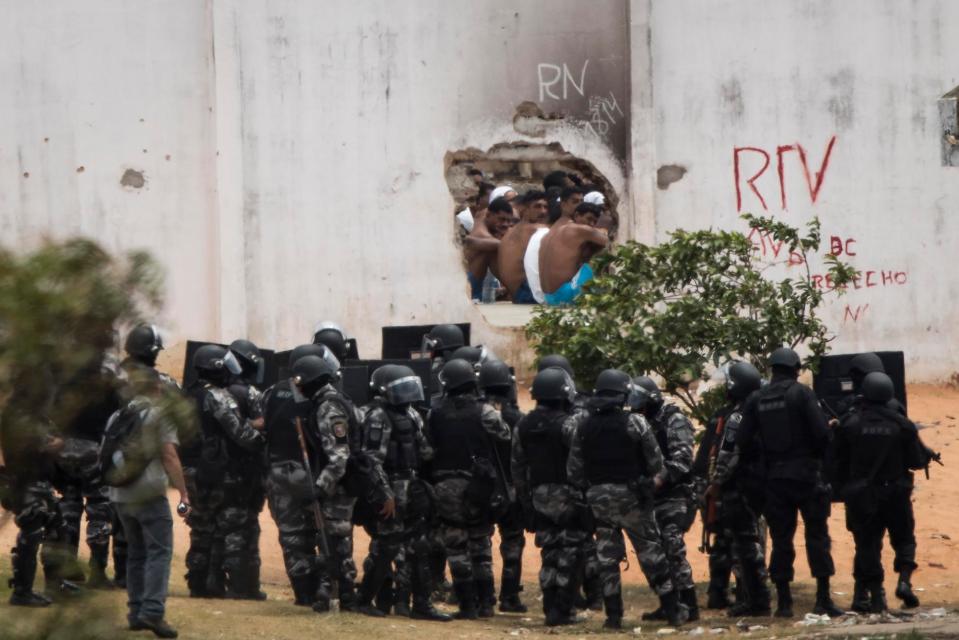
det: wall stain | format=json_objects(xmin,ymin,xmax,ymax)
[
  {"xmin": 120, "ymin": 169, "xmax": 146, "ymax": 189},
  {"xmin": 827, "ymin": 68, "xmax": 855, "ymax": 130},
  {"xmin": 720, "ymin": 78, "xmax": 744, "ymax": 122},
  {"xmin": 657, "ymin": 164, "xmax": 687, "ymax": 190}
]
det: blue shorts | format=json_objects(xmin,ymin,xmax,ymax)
[
  {"xmin": 467, "ymin": 270, "xmax": 483, "ymax": 301},
  {"xmin": 512, "ymin": 279, "xmax": 537, "ymax": 304},
  {"xmin": 544, "ymin": 263, "xmax": 594, "ymax": 306}
]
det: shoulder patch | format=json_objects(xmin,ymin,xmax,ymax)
[{"xmin": 332, "ymin": 419, "xmax": 348, "ymax": 440}]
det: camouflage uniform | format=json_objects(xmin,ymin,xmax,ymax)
[
  {"xmin": 357, "ymin": 401, "xmax": 438, "ymax": 613},
  {"xmin": 1, "ymin": 407, "xmax": 71, "ymax": 602},
  {"xmin": 567, "ymin": 406, "xmax": 674, "ymax": 623},
  {"xmin": 429, "ymin": 394, "xmax": 511, "ymax": 616},
  {"xmin": 707, "ymin": 402, "xmax": 771, "ymax": 612},
  {"xmin": 311, "ymin": 384, "xmax": 361, "ymax": 607},
  {"xmin": 222, "ymin": 380, "xmax": 267, "ymax": 598},
  {"xmin": 487, "ymin": 398, "xmax": 526, "ymax": 609},
  {"xmin": 511, "ymin": 406, "xmax": 588, "ymax": 621},
  {"xmin": 51, "ymin": 359, "xmax": 122, "ymax": 584},
  {"xmin": 648, "ymin": 404, "xmax": 697, "ymax": 594},
  {"xmin": 183, "ymin": 382, "xmax": 264, "ymax": 597}
]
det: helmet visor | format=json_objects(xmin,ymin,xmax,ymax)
[
  {"xmin": 249, "ymin": 354, "xmax": 266, "ymax": 385},
  {"xmin": 221, "ymin": 350, "xmax": 243, "ymax": 376},
  {"xmin": 321, "ymin": 349, "xmax": 341, "ymax": 374},
  {"xmin": 627, "ymin": 385, "xmax": 650, "ymax": 411},
  {"xmin": 385, "ymin": 376, "xmax": 425, "ymax": 405}
]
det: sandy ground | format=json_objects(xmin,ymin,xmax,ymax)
[{"xmin": 1, "ymin": 374, "xmax": 958, "ymax": 638}]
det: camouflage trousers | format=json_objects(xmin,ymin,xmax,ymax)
[
  {"xmin": 530, "ymin": 484, "xmax": 589, "ymax": 613},
  {"xmin": 496, "ymin": 501, "xmax": 526, "ymax": 600},
  {"xmin": 715, "ymin": 489, "xmax": 769, "ymax": 604},
  {"xmin": 10, "ymin": 481, "xmax": 70, "ymax": 592},
  {"xmin": 653, "ymin": 496, "xmax": 695, "ymax": 591},
  {"xmin": 266, "ymin": 463, "xmax": 321, "ymax": 581},
  {"xmin": 58, "ymin": 475, "xmax": 113, "ymax": 568},
  {"xmin": 320, "ymin": 490, "xmax": 357, "ymax": 601},
  {"xmin": 184, "ymin": 466, "xmax": 225, "ymax": 594},
  {"xmin": 587, "ymin": 482, "xmax": 674, "ymax": 617},
  {"xmin": 435, "ymin": 479, "xmax": 495, "ymax": 590}
]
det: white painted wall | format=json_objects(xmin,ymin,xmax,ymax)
[
  {"xmin": 0, "ymin": 1, "xmax": 220, "ymax": 340},
  {"xmin": 2, "ymin": 1, "xmax": 956, "ymax": 379},
  {"xmin": 643, "ymin": 0, "xmax": 959, "ymax": 379}
]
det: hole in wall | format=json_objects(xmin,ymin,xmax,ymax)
[{"xmin": 444, "ymin": 142, "xmax": 619, "ymax": 305}]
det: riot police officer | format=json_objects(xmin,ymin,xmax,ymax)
[
  {"xmin": 182, "ymin": 345, "xmax": 265, "ymax": 598},
  {"xmin": 630, "ymin": 376, "xmax": 699, "ymax": 621},
  {"xmin": 312, "ymin": 321, "xmax": 351, "ymax": 363},
  {"xmin": 478, "ymin": 359, "xmax": 527, "ymax": 613},
  {"xmin": 51, "ymin": 354, "xmax": 122, "ymax": 589},
  {"xmin": 428, "ymin": 358, "xmax": 511, "ymax": 620},
  {"xmin": 831, "ymin": 372, "xmax": 931, "ymax": 613},
  {"xmin": 222, "ymin": 339, "xmax": 268, "ymax": 600},
  {"xmin": 1, "ymin": 394, "xmax": 69, "ymax": 606},
  {"xmin": 567, "ymin": 369, "xmax": 687, "ymax": 629},
  {"xmin": 261, "ymin": 344, "xmax": 331, "ymax": 609},
  {"xmin": 537, "ymin": 354, "xmax": 602, "ymax": 610},
  {"xmin": 296, "ymin": 351, "xmax": 366, "ymax": 612},
  {"xmin": 736, "ymin": 348, "xmax": 842, "ymax": 618},
  {"xmin": 702, "ymin": 362, "xmax": 771, "ymax": 617},
  {"xmin": 421, "ymin": 324, "xmax": 466, "ymax": 395},
  {"xmin": 356, "ymin": 365, "xmax": 451, "ymax": 621},
  {"xmin": 511, "ymin": 366, "xmax": 587, "ymax": 626},
  {"xmin": 120, "ymin": 324, "xmax": 179, "ymax": 395}
]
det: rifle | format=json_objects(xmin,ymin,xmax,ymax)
[
  {"xmin": 294, "ymin": 417, "xmax": 332, "ymax": 564},
  {"xmin": 925, "ymin": 448, "xmax": 944, "ymax": 480},
  {"xmin": 699, "ymin": 416, "xmax": 725, "ymax": 554}
]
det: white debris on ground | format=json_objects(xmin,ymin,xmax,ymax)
[{"xmin": 795, "ymin": 613, "xmax": 831, "ymax": 626}]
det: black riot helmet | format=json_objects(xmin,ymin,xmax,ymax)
[
  {"xmin": 288, "ymin": 343, "xmax": 330, "ymax": 370},
  {"xmin": 422, "ymin": 324, "xmax": 465, "ymax": 358},
  {"xmin": 193, "ymin": 344, "xmax": 242, "ymax": 385},
  {"xmin": 478, "ymin": 360, "xmax": 514, "ymax": 395},
  {"xmin": 381, "ymin": 365, "xmax": 425, "ymax": 406},
  {"xmin": 848, "ymin": 352, "xmax": 885, "ymax": 389},
  {"xmin": 861, "ymin": 371, "xmax": 895, "ymax": 405},
  {"xmin": 531, "ymin": 367, "xmax": 575, "ymax": 403},
  {"xmin": 125, "ymin": 324, "xmax": 164, "ymax": 365},
  {"xmin": 370, "ymin": 364, "xmax": 406, "ymax": 398},
  {"xmin": 229, "ymin": 339, "xmax": 264, "ymax": 385},
  {"xmin": 312, "ymin": 321, "xmax": 349, "ymax": 361},
  {"xmin": 594, "ymin": 369, "xmax": 632, "ymax": 398},
  {"xmin": 439, "ymin": 358, "xmax": 477, "ymax": 395},
  {"xmin": 725, "ymin": 361, "xmax": 762, "ymax": 401},
  {"xmin": 292, "ymin": 353, "xmax": 340, "ymax": 397},
  {"xmin": 537, "ymin": 354, "xmax": 574, "ymax": 378},
  {"xmin": 453, "ymin": 345, "xmax": 498, "ymax": 372},
  {"xmin": 768, "ymin": 347, "xmax": 801, "ymax": 374},
  {"xmin": 628, "ymin": 376, "xmax": 663, "ymax": 413}
]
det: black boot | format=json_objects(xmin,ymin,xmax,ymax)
[
  {"xmin": 374, "ymin": 576, "xmax": 395, "ymax": 614},
  {"xmin": 291, "ymin": 573, "xmax": 318, "ymax": 606},
  {"xmin": 774, "ymin": 581, "xmax": 793, "ymax": 618},
  {"xmin": 680, "ymin": 588, "xmax": 700, "ymax": 622},
  {"xmin": 546, "ymin": 584, "xmax": 577, "ymax": 626},
  {"xmin": 851, "ymin": 581, "xmax": 871, "ymax": 613},
  {"xmin": 358, "ymin": 555, "xmax": 393, "ymax": 613},
  {"xmin": 895, "ymin": 569, "xmax": 920, "ymax": 609},
  {"xmin": 88, "ymin": 545, "xmax": 113, "ymax": 589},
  {"xmin": 499, "ymin": 577, "xmax": 527, "ymax": 613},
  {"xmin": 410, "ymin": 559, "xmax": 451, "ymax": 622},
  {"xmin": 869, "ymin": 581, "xmax": 887, "ymax": 613},
  {"xmin": 603, "ymin": 595, "xmax": 624, "ymax": 629},
  {"xmin": 9, "ymin": 546, "xmax": 52, "ymax": 607},
  {"xmin": 112, "ymin": 551, "xmax": 127, "ymax": 588},
  {"xmin": 642, "ymin": 605, "xmax": 666, "ymax": 620},
  {"xmin": 707, "ymin": 586, "xmax": 731, "ymax": 610},
  {"xmin": 225, "ymin": 566, "xmax": 267, "ymax": 601},
  {"xmin": 727, "ymin": 570, "xmax": 771, "ymax": 617},
  {"xmin": 812, "ymin": 577, "xmax": 844, "ymax": 617},
  {"xmin": 476, "ymin": 578, "xmax": 495, "ymax": 618},
  {"xmin": 453, "ymin": 580, "xmax": 478, "ymax": 620},
  {"xmin": 661, "ymin": 590, "xmax": 689, "ymax": 627},
  {"xmin": 584, "ymin": 571, "xmax": 604, "ymax": 611}
]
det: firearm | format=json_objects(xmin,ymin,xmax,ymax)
[
  {"xmin": 819, "ymin": 398, "xmax": 841, "ymax": 422},
  {"xmin": 294, "ymin": 417, "xmax": 331, "ymax": 563},
  {"xmin": 699, "ymin": 416, "xmax": 725, "ymax": 554}
]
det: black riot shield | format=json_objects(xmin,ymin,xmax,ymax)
[{"xmin": 381, "ymin": 323, "xmax": 471, "ymax": 360}]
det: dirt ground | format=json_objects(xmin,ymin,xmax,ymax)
[{"xmin": 1, "ymin": 377, "xmax": 958, "ymax": 638}]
